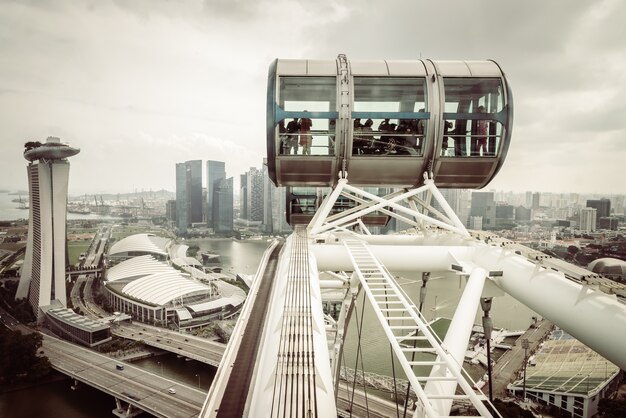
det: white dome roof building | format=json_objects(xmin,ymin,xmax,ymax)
[
  {"xmin": 103, "ymin": 233, "xmax": 246, "ymax": 328},
  {"xmin": 108, "ymin": 233, "xmax": 171, "ymax": 264}
]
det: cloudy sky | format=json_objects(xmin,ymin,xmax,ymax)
[{"xmin": 0, "ymin": 0, "xmax": 624, "ymax": 195}]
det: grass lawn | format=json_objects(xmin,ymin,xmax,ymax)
[{"xmin": 67, "ymin": 242, "xmax": 90, "ymax": 266}]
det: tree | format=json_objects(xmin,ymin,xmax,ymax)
[
  {"xmin": 598, "ymin": 398, "xmax": 626, "ymax": 418},
  {"xmin": 0, "ymin": 328, "xmax": 51, "ymax": 384},
  {"xmin": 567, "ymin": 245, "xmax": 579, "ymax": 255}
]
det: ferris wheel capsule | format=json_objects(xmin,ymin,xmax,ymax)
[{"xmin": 266, "ymin": 56, "xmax": 513, "ymax": 189}]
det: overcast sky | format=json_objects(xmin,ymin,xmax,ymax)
[{"xmin": 0, "ymin": 0, "xmax": 624, "ymax": 196}]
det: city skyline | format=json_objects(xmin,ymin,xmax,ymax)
[{"xmin": 0, "ymin": 1, "xmax": 624, "ymax": 196}]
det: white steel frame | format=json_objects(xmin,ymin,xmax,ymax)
[{"xmin": 307, "ymin": 176, "xmax": 497, "ymax": 417}]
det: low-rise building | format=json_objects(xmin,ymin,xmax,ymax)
[
  {"xmin": 43, "ymin": 304, "xmax": 111, "ymax": 347},
  {"xmin": 508, "ymin": 329, "xmax": 621, "ymax": 418}
]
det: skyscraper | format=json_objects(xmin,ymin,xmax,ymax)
[
  {"xmin": 470, "ymin": 192, "xmax": 496, "ymax": 229},
  {"xmin": 214, "ymin": 177, "xmax": 234, "ymax": 233},
  {"xmin": 206, "ymin": 160, "xmax": 226, "ymax": 228},
  {"xmin": 247, "ymin": 167, "xmax": 264, "ymax": 222},
  {"xmin": 187, "ymin": 160, "xmax": 203, "ymax": 224},
  {"xmin": 580, "ymin": 207, "xmax": 597, "ymax": 232},
  {"xmin": 532, "ymin": 192, "xmax": 541, "ymax": 209},
  {"xmin": 240, "ymin": 173, "xmax": 248, "ymax": 220},
  {"xmin": 175, "ymin": 160, "xmax": 203, "ymax": 232},
  {"xmin": 586, "ymin": 199, "xmax": 611, "ymax": 223},
  {"xmin": 175, "ymin": 163, "xmax": 189, "ymax": 233},
  {"xmin": 16, "ymin": 137, "xmax": 79, "ymax": 321}
]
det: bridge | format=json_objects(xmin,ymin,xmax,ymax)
[
  {"xmin": 112, "ymin": 323, "xmax": 225, "ymax": 367},
  {"xmin": 41, "ymin": 333, "xmax": 206, "ymax": 418}
]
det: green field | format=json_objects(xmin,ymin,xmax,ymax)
[{"xmin": 67, "ymin": 243, "xmax": 90, "ymax": 266}]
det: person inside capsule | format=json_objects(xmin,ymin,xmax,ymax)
[{"xmin": 285, "ymin": 118, "xmax": 300, "ymax": 155}]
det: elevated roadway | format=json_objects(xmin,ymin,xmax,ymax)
[
  {"xmin": 42, "ymin": 334, "xmax": 205, "ymax": 418},
  {"xmin": 113, "ymin": 323, "xmax": 225, "ymax": 367}
]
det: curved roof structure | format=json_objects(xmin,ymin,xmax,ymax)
[
  {"xmin": 105, "ymin": 255, "xmax": 211, "ymax": 306},
  {"xmin": 588, "ymin": 257, "xmax": 626, "ymax": 276},
  {"xmin": 170, "ymin": 244, "xmax": 202, "ymax": 267},
  {"xmin": 109, "ymin": 233, "xmax": 170, "ymax": 258},
  {"xmin": 122, "ymin": 272, "xmax": 209, "ymax": 306},
  {"xmin": 107, "ymin": 255, "xmax": 172, "ymax": 282}
]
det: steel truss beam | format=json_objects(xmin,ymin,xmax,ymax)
[{"xmin": 308, "ymin": 175, "xmax": 469, "ymax": 237}]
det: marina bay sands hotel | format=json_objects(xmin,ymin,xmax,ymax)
[{"xmin": 16, "ymin": 136, "xmax": 80, "ymax": 321}]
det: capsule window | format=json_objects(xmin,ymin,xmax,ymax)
[
  {"xmin": 442, "ymin": 78, "xmax": 504, "ymax": 157},
  {"xmin": 352, "ymin": 77, "xmax": 427, "ymax": 157},
  {"xmin": 289, "ymin": 187, "xmax": 319, "ymax": 215},
  {"xmin": 278, "ymin": 77, "xmax": 336, "ymax": 156}
]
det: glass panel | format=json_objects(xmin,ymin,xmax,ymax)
[
  {"xmin": 353, "ymin": 77, "xmax": 426, "ymax": 156},
  {"xmin": 442, "ymin": 78, "xmax": 504, "ymax": 157},
  {"xmin": 278, "ymin": 77, "xmax": 336, "ymax": 156},
  {"xmin": 289, "ymin": 187, "xmax": 318, "ymax": 215}
]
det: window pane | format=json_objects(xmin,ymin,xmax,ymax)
[
  {"xmin": 278, "ymin": 76, "xmax": 336, "ymax": 156},
  {"xmin": 442, "ymin": 78, "xmax": 504, "ymax": 157},
  {"xmin": 353, "ymin": 77, "xmax": 426, "ymax": 157},
  {"xmin": 279, "ymin": 77, "xmax": 336, "ymax": 110}
]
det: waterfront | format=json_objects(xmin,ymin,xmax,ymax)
[{"xmin": 0, "ymin": 192, "xmax": 122, "ymax": 222}]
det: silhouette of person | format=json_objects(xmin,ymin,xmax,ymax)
[
  {"xmin": 443, "ymin": 120, "xmax": 453, "ymax": 155},
  {"xmin": 286, "ymin": 118, "xmax": 300, "ymax": 154},
  {"xmin": 361, "ymin": 119, "xmax": 374, "ymax": 153},
  {"xmin": 299, "ymin": 113, "xmax": 313, "ymax": 155},
  {"xmin": 328, "ymin": 119, "xmax": 336, "ymax": 155},
  {"xmin": 278, "ymin": 120, "xmax": 288, "ymax": 154},
  {"xmin": 474, "ymin": 105, "xmax": 488, "ymax": 156},
  {"xmin": 353, "ymin": 118, "xmax": 364, "ymax": 154},
  {"xmin": 378, "ymin": 118, "xmax": 396, "ymax": 154}
]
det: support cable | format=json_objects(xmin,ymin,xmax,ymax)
[
  {"xmin": 349, "ymin": 294, "xmax": 369, "ymax": 417},
  {"xmin": 385, "ymin": 290, "xmax": 401, "ymax": 418},
  {"xmin": 403, "ymin": 272, "xmax": 429, "ymax": 418}
]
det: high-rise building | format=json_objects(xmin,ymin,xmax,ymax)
[
  {"xmin": 175, "ymin": 160, "xmax": 203, "ymax": 232},
  {"xmin": 214, "ymin": 177, "xmax": 234, "ymax": 233},
  {"xmin": 262, "ymin": 161, "xmax": 273, "ymax": 233},
  {"xmin": 165, "ymin": 200, "xmax": 177, "ymax": 224},
  {"xmin": 470, "ymin": 192, "xmax": 496, "ymax": 229},
  {"xmin": 16, "ymin": 137, "xmax": 79, "ymax": 321},
  {"xmin": 495, "ymin": 204, "xmax": 515, "ymax": 229},
  {"xmin": 247, "ymin": 167, "xmax": 264, "ymax": 222},
  {"xmin": 175, "ymin": 163, "xmax": 189, "ymax": 233},
  {"xmin": 206, "ymin": 160, "xmax": 226, "ymax": 228},
  {"xmin": 586, "ymin": 199, "xmax": 611, "ymax": 222},
  {"xmin": 187, "ymin": 160, "xmax": 203, "ymax": 224},
  {"xmin": 579, "ymin": 207, "xmax": 597, "ymax": 232},
  {"xmin": 532, "ymin": 192, "xmax": 541, "ymax": 209},
  {"xmin": 515, "ymin": 206, "xmax": 532, "ymax": 221},
  {"xmin": 240, "ymin": 173, "xmax": 248, "ymax": 220},
  {"xmin": 525, "ymin": 191, "xmax": 533, "ymax": 208}
]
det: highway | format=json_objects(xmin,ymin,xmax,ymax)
[
  {"xmin": 113, "ymin": 323, "xmax": 225, "ymax": 367},
  {"xmin": 83, "ymin": 225, "xmax": 111, "ymax": 268},
  {"xmin": 42, "ymin": 334, "xmax": 205, "ymax": 418}
]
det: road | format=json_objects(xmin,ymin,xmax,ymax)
[
  {"xmin": 113, "ymin": 322, "xmax": 225, "ymax": 367},
  {"xmin": 42, "ymin": 334, "xmax": 206, "ymax": 418}
]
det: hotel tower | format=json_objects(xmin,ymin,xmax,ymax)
[{"xmin": 16, "ymin": 136, "xmax": 80, "ymax": 321}]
